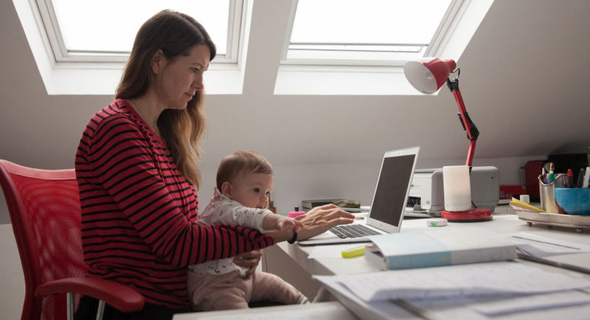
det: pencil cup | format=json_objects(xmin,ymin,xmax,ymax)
[{"xmin": 538, "ymin": 174, "xmax": 566, "ymax": 213}]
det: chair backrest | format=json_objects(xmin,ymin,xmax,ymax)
[{"xmin": 0, "ymin": 160, "xmax": 87, "ymax": 320}]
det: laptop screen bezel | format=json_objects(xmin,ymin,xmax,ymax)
[{"xmin": 366, "ymin": 146, "xmax": 420, "ymax": 233}]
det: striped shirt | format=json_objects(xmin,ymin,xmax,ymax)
[{"xmin": 75, "ymin": 99, "xmax": 273, "ymax": 308}]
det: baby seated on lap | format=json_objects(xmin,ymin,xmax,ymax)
[{"xmin": 188, "ymin": 150, "xmax": 308, "ymax": 311}]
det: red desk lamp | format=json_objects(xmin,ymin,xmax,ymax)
[{"xmin": 404, "ymin": 58, "xmax": 492, "ymax": 222}]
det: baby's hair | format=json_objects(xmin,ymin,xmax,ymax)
[{"xmin": 216, "ymin": 150, "xmax": 273, "ymax": 190}]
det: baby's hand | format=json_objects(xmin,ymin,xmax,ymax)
[{"xmin": 277, "ymin": 217, "xmax": 303, "ymax": 232}]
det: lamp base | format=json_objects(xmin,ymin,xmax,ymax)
[{"xmin": 441, "ymin": 208, "xmax": 493, "ymax": 222}]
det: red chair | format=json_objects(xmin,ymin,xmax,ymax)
[{"xmin": 0, "ymin": 160, "xmax": 144, "ymax": 320}]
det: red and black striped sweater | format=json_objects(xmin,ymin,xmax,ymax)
[{"xmin": 75, "ymin": 99, "xmax": 273, "ymax": 308}]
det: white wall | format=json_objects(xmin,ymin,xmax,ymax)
[
  {"xmin": 2, "ymin": 0, "xmax": 590, "ymax": 223},
  {"xmin": 197, "ymin": 155, "xmax": 545, "ymax": 216}
]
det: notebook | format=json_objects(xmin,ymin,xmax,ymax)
[{"xmin": 298, "ymin": 146, "xmax": 420, "ymax": 246}]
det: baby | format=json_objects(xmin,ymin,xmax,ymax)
[{"xmin": 188, "ymin": 150, "xmax": 308, "ymax": 311}]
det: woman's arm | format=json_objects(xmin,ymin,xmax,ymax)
[
  {"xmin": 265, "ymin": 204, "xmax": 355, "ymax": 242},
  {"xmin": 82, "ymin": 115, "xmax": 272, "ymax": 267}
]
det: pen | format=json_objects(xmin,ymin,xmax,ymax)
[
  {"xmin": 567, "ymin": 169, "xmax": 574, "ymax": 188},
  {"xmin": 584, "ymin": 166, "xmax": 590, "ymax": 188},
  {"xmin": 548, "ymin": 163, "xmax": 555, "ymax": 183},
  {"xmin": 577, "ymin": 168, "xmax": 586, "ymax": 188}
]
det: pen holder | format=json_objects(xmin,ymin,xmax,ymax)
[
  {"xmin": 539, "ymin": 174, "xmax": 566, "ymax": 213},
  {"xmin": 554, "ymin": 188, "xmax": 590, "ymax": 215}
]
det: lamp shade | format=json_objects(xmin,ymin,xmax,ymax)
[{"xmin": 404, "ymin": 58, "xmax": 457, "ymax": 94}]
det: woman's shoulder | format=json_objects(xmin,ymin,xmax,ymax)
[{"xmin": 84, "ymin": 99, "xmax": 141, "ymax": 136}]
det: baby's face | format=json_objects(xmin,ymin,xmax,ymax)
[{"xmin": 229, "ymin": 173, "xmax": 273, "ymax": 209}]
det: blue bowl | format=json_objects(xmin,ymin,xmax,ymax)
[{"xmin": 554, "ymin": 188, "xmax": 590, "ymax": 215}]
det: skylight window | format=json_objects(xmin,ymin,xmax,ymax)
[
  {"xmin": 15, "ymin": 0, "xmax": 492, "ymax": 95},
  {"xmin": 39, "ymin": 0, "xmax": 242, "ymax": 63},
  {"xmin": 283, "ymin": 0, "xmax": 457, "ymax": 65}
]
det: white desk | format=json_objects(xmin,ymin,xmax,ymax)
[
  {"xmin": 175, "ymin": 207, "xmax": 590, "ymax": 320},
  {"xmin": 277, "ymin": 212, "xmax": 590, "ymax": 278},
  {"xmin": 228, "ymin": 207, "xmax": 590, "ymax": 319},
  {"xmin": 173, "ymin": 301, "xmax": 356, "ymax": 320},
  {"xmin": 265, "ymin": 211, "xmax": 590, "ymax": 319}
]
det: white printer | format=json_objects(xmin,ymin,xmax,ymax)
[{"xmin": 408, "ymin": 166, "xmax": 500, "ymax": 214}]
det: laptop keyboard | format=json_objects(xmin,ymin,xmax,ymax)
[{"xmin": 330, "ymin": 224, "xmax": 381, "ymax": 239}]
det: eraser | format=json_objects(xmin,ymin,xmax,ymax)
[
  {"xmin": 288, "ymin": 211, "xmax": 306, "ymax": 218},
  {"xmin": 426, "ymin": 218, "xmax": 448, "ymax": 227}
]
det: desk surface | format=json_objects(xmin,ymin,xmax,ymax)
[
  {"xmin": 177, "ymin": 210, "xmax": 590, "ymax": 319},
  {"xmin": 281, "ymin": 212, "xmax": 590, "ymax": 277},
  {"xmin": 271, "ymin": 212, "xmax": 590, "ymax": 320},
  {"xmin": 173, "ymin": 301, "xmax": 356, "ymax": 320}
]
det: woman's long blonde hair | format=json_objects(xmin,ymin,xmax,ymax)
[{"xmin": 116, "ymin": 10, "xmax": 216, "ymax": 189}]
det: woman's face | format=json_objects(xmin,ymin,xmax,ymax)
[{"xmin": 154, "ymin": 44, "xmax": 210, "ymax": 110}]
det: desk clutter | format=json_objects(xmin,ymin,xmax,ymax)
[
  {"xmin": 316, "ymin": 262, "xmax": 590, "ymax": 319},
  {"xmin": 515, "ymin": 210, "xmax": 590, "ymax": 233},
  {"xmin": 509, "ymin": 164, "xmax": 590, "ymax": 233},
  {"xmin": 301, "ymin": 199, "xmax": 364, "ymax": 213},
  {"xmin": 314, "ymin": 230, "xmax": 590, "ymax": 319}
]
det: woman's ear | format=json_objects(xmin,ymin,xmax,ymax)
[
  {"xmin": 220, "ymin": 181, "xmax": 232, "ymax": 197},
  {"xmin": 151, "ymin": 50, "xmax": 166, "ymax": 75}
]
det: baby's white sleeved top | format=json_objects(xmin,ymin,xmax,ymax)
[{"xmin": 190, "ymin": 187, "xmax": 273, "ymax": 276}]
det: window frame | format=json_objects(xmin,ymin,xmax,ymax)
[
  {"xmin": 33, "ymin": 0, "xmax": 245, "ymax": 64},
  {"xmin": 280, "ymin": 0, "xmax": 469, "ymax": 67}
]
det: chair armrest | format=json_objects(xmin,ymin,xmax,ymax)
[{"xmin": 36, "ymin": 277, "xmax": 145, "ymax": 313}]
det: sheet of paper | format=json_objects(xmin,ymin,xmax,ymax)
[
  {"xmin": 316, "ymin": 274, "xmax": 426, "ymax": 320},
  {"xmin": 307, "ymin": 243, "xmax": 364, "ymax": 260},
  {"xmin": 500, "ymin": 302, "xmax": 590, "ymax": 320},
  {"xmin": 317, "ymin": 273, "xmax": 487, "ymax": 320},
  {"xmin": 405, "ymin": 291, "xmax": 590, "ymax": 320},
  {"xmin": 469, "ymin": 290, "xmax": 590, "ymax": 316},
  {"xmin": 510, "ymin": 232, "xmax": 590, "ymax": 257},
  {"xmin": 317, "ymin": 261, "xmax": 590, "ymax": 302}
]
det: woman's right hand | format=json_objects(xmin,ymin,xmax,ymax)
[
  {"xmin": 295, "ymin": 204, "xmax": 354, "ymax": 241},
  {"xmin": 267, "ymin": 204, "xmax": 354, "ymax": 243}
]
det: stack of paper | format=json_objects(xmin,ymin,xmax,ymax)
[
  {"xmin": 511, "ymin": 232, "xmax": 590, "ymax": 275},
  {"xmin": 315, "ymin": 262, "xmax": 590, "ymax": 319},
  {"xmin": 318, "ymin": 262, "xmax": 590, "ymax": 302}
]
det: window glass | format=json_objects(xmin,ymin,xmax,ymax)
[
  {"xmin": 287, "ymin": 0, "xmax": 453, "ymax": 62},
  {"xmin": 51, "ymin": 0, "xmax": 230, "ymax": 54}
]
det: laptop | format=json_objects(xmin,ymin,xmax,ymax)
[{"xmin": 298, "ymin": 146, "xmax": 420, "ymax": 246}]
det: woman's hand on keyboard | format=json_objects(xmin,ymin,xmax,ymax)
[{"xmin": 296, "ymin": 204, "xmax": 355, "ymax": 241}]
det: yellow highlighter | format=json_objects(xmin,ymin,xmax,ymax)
[{"xmin": 341, "ymin": 245, "xmax": 366, "ymax": 258}]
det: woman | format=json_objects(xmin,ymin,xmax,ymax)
[{"xmin": 74, "ymin": 9, "xmax": 353, "ymax": 319}]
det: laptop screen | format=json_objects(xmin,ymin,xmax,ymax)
[{"xmin": 369, "ymin": 153, "xmax": 416, "ymax": 228}]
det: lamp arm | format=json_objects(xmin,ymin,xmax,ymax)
[{"xmin": 446, "ymin": 77, "xmax": 480, "ymax": 167}]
